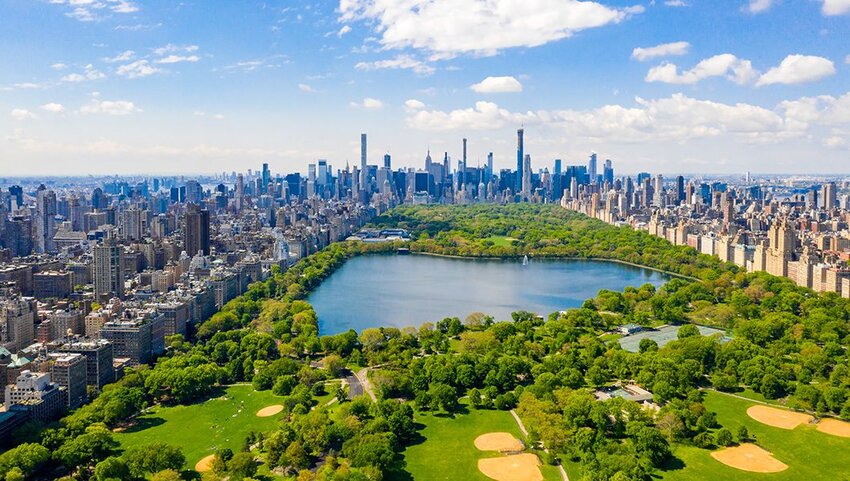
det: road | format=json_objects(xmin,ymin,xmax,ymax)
[{"xmin": 345, "ymin": 370, "xmax": 364, "ymax": 399}]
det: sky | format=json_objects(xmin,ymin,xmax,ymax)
[{"xmin": 1, "ymin": 0, "xmax": 850, "ymax": 176}]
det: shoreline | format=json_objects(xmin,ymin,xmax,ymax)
[{"xmin": 407, "ymin": 250, "xmax": 694, "ymax": 281}]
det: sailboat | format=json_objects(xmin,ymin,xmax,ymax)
[{"xmin": 522, "ymin": 255, "xmax": 529, "ymax": 266}]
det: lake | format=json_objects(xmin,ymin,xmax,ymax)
[{"xmin": 308, "ymin": 253, "xmax": 671, "ymax": 335}]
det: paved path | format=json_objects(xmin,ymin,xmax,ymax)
[
  {"xmin": 354, "ymin": 368, "xmax": 377, "ymax": 401},
  {"xmin": 510, "ymin": 410, "xmax": 569, "ymax": 481},
  {"xmin": 346, "ymin": 372, "xmax": 363, "ymax": 399}
]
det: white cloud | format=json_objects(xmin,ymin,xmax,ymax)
[
  {"xmin": 51, "ymin": 63, "xmax": 67, "ymax": 70},
  {"xmin": 350, "ymin": 97, "xmax": 384, "ymax": 110},
  {"xmin": 632, "ymin": 41, "xmax": 690, "ymax": 61},
  {"xmin": 10, "ymin": 109, "xmax": 36, "ymax": 121},
  {"xmin": 80, "ymin": 98, "xmax": 140, "ymax": 115},
  {"xmin": 116, "ymin": 60, "xmax": 162, "ymax": 78},
  {"xmin": 61, "ymin": 64, "xmax": 106, "ymax": 82},
  {"xmin": 470, "ymin": 76, "xmax": 523, "ymax": 93},
  {"xmin": 339, "ymin": 0, "xmax": 642, "ymax": 59},
  {"xmin": 355, "ymin": 54, "xmax": 435, "ymax": 75},
  {"xmin": 155, "ymin": 55, "xmax": 200, "ymax": 64},
  {"xmin": 298, "ymin": 83, "xmax": 316, "ymax": 92},
  {"xmin": 53, "ymin": 0, "xmax": 139, "ymax": 21},
  {"xmin": 404, "ymin": 99, "xmax": 425, "ymax": 111},
  {"xmin": 646, "ymin": 54, "xmax": 757, "ymax": 85},
  {"xmin": 756, "ymin": 55, "xmax": 835, "ymax": 86},
  {"xmin": 664, "ymin": 0, "xmax": 688, "ymax": 6},
  {"xmin": 337, "ymin": 25, "xmax": 352, "ymax": 37},
  {"xmin": 110, "ymin": 0, "xmax": 138, "ymax": 13},
  {"xmin": 822, "ymin": 0, "xmax": 850, "ymax": 15},
  {"xmin": 40, "ymin": 103, "xmax": 65, "ymax": 113},
  {"xmin": 746, "ymin": 0, "xmax": 773, "ymax": 13},
  {"xmin": 212, "ymin": 113, "xmax": 225, "ymax": 120},
  {"xmin": 405, "ymin": 94, "xmax": 796, "ymax": 145},
  {"xmin": 104, "ymin": 50, "xmax": 135, "ymax": 63},
  {"xmin": 153, "ymin": 44, "xmax": 199, "ymax": 56}
]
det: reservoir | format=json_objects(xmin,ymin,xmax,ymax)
[{"xmin": 309, "ymin": 254, "xmax": 670, "ymax": 335}]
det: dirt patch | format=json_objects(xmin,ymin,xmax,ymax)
[
  {"xmin": 194, "ymin": 454, "xmax": 215, "ymax": 472},
  {"xmin": 474, "ymin": 432, "xmax": 524, "ymax": 452},
  {"xmin": 747, "ymin": 405, "xmax": 813, "ymax": 429},
  {"xmin": 256, "ymin": 404, "xmax": 284, "ymax": 417},
  {"xmin": 711, "ymin": 444, "xmax": 788, "ymax": 473},
  {"xmin": 817, "ymin": 418, "xmax": 850, "ymax": 438},
  {"xmin": 478, "ymin": 453, "xmax": 543, "ymax": 481}
]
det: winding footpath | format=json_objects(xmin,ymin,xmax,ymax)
[{"xmin": 510, "ymin": 410, "xmax": 569, "ymax": 481}]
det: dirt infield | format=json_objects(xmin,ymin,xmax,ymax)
[
  {"xmin": 256, "ymin": 404, "xmax": 284, "ymax": 417},
  {"xmin": 710, "ymin": 444, "xmax": 788, "ymax": 473},
  {"xmin": 478, "ymin": 453, "xmax": 543, "ymax": 481},
  {"xmin": 747, "ymin": 405, "xmax": 813, "ymax": 429},
  {"xmin": 194, "ymin": 454, "xmax": 215, "ymax": 472},
  {"xmin": 474, "ymin": 432, "xmax": 525, "ymax": 452},
  {"xmin": 817, "ymin": 418, "xmax": 850, "ymax": 438}
]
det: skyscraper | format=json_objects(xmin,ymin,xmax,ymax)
[
  {"xmin": 588, "ymin": 153, "xmax": 598, "ymax": 183},
  {"xmin": 262, "ymin": 163, "xmax": 270, "ymax": 193},
  {"xmin": 92, "ymin": 237, "xmax": 124, "ymax": 300},
  {"xmin": 515, "ymin": 129, "xmax": 524, "ymax": 193},
  {"xmin": 554, "ymin": 159, "xmax": 562, "ymax": 176},
  {"xmin": 184, "ymin": 203, "xmax": 210, "ymax": 256},
  {"xmin": 383, "ymin": 153, "xmax": 391, "ymax": 170},
  {"xmin": 487, "ymin": 152, "xmax": 494, "ymax": 180},
  {"xmin": 35, "ymin": 187, "xmax": 57, "ymax": 254},
  {"xmin": 823, "ymin": 182, "xmax": 837, "ymax": 209},
  {"xmin": 603, "ymin": 159, "xmax": 614, "ymax": 185},
  {"xmin": 235, "ymin": 174, "xmax": 244, "ymax": 212},
  {"xmin": 360, "ymin": 133, "xmax": 367, "ymax": 191},
  {"xmin": 522, "ymin": 154, "xmax": 532, "ymax": 198}
]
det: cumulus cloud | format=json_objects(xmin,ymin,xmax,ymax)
[
  {"xmin": 40, "ymin": 103, "xmax": 65, "ymax": 113},
  {"xmin": 337, "ymin": 25, "xmax": 352, "ymax": 37},
  {"xmin": 10, "ymin": 109, "xmax": 36, "ymax": 121},
  {"xmin": 745, "ymin": 0, "xmax": 773, "ymax": 13},
  {"xmin": 756, "ymin": 55, "xmax": 836, "ymax": 86},
  {"xmin": 350, "ymin": 97, "xmax": 384, "ymax": 110},
  {"xmin": 664, "ymin": 0, "xmax": 688, "ymax": 6},
  {"xmin": 298, "ymin": 83, "xmax": 316, "ymax": 93},
  {"xmin": 404, "ymin": 99, "xmax": 425, "ymax": 111},
  {"xmin": 104, "ymin": 50, "xmax": 135, "ymax": 63},
  {"xmin": 155, "ymin": 55, "xmax": 200, "ymax": 64},
  {"xmin": 822, "ymin": 0, "xmax": 850, "ymax": 15},
  {"xmin": 51, "ymin": 63, "xmax": 67, "ymax": 70},
  {"xmin": 407, "ymin": 101, "xmax": 537, "ymax": 130},
  {"xmin": 355, "ymin": 54, "xmax": 435, "ymax": 75},
  {"xmin": 470, "ymin": 76, "xmax": 523, "ymax": 93},
  {"xmin": 646, "ymin": 54, "xmax": 757, "ymax": 85},
  {"xmin": 339, "ymin": 0, "xmax": 642, "ymax": 59},
  {"xmin": 116, "ymin": 60, "xmax": 162, "ymax": 78},
  {"xmin": 80, "ymin": 98, "xmax": 140, "ymax": 115},
  {"xmin": 153, "ymin": 44, "xmax": 199, "ymax": 56},
  {"xmin": 631, "ymin": 41, "xmax": 690, "ymax": 61},
  {"xmin": 61, "ymin": 64, "xmax": 106, "ymax": 82},
  {"xmin": 50, "ymin": 0, "xmax": 140, "ymax": 21}
]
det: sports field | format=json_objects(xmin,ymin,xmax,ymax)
[
  {"xmin": 392, "ymin": 404, "xmax": 562, "ymax": 481},
  {"xmin": 658, "ymin": 391, "xmax": 850, "ymax": 480},
  {"xmin": 115, "ymin": 384, "xmax": 286, "ymax": 470}
]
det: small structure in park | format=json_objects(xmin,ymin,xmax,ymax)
[{"xmin": 595, "ymin": 383, "xmax": 654, "ymax": 406}]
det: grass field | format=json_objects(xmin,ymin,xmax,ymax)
[
  {"xmin": 116, "ymin": 385, "xmax": 286, "ymax": 470},
  {"xmin": 392, "ymin": 404, "xmax": 561, "ymax": 481},
  {"xmin": 658, "ymin": 390, "xmax": 850, "ymax": 480},
  {"xmin": 482, "ymin": 236, "xmax": 518, "ymax": 248}
]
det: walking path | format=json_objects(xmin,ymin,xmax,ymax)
[{"xmin": 510, "ymin": 410, "xmax": 569, "ymax": 481}]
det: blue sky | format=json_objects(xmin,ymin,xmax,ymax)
[{"xmin": 1, "ymin": 0, "xmax": 849, "ymax": 176}]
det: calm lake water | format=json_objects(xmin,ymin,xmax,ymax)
[{"xmin": 309, "ymin": 254, "xmax": 670, "ymax": 335}]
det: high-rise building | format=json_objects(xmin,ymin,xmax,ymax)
[
  {"xmin": 0, "ymin": 296, "xmax": 36, "ymax": 353},
  {"xmin": 515, "ymin": 129, "xmax": 524, "ymax": 193},
  {"xmin": 262, "ymin": 163, "xmax": 270, "ymax": 193},
  {"xmin": 235, "ymin": 174, "xmax": 244, "ymax": 211},
  {"xmin": 52, "ymin": 337, "xmax": 114, "ymax": 389},
  {"xmin": 92, "ymin": 237, "xmax": 124, "ymax": 300},
  {"xmin": 823, "ymin": 182, "xmax": 837, "ymax": 209},
  {"xmin": 100, "ymin": 319, "xmax": 153, "ymax": 366},
  {"xmin": 360, "ymin": 133, "xmax": 368, "ymax": 191},
  {"xmin": 383, "ymin": 153, "xmax": 391, "ymax": 170},
  {"xmin": 522, "ymin": 154, "xmax": 532, "ymax": 198},
  {"xmin": 184, "ymin": 203, "xmax": 210, "ymax": 256},
  {"xmin": 50, "ymin": 353, "xmax": 87, "ymax": 408},
  {"xmin": 487, "ymin": 152, "xmax": 494, "ymax": 181},
  {"xmin": 603, "ymin": 159, "xmax": 614, "ymax": 185},
  {"xmin": 588, "ymin": 153, "xmax": 598, "ymax": 183},
  {"xmin": 35, "ymin": 187, "xmax": 57, "ymax": 254},
  {"xmin": 554, "ymin": 159, "xmax": 562, "ymax": 176},
  {"xmin": 318, "ymin": 159, "xmax": 328, "ymax": 185}
]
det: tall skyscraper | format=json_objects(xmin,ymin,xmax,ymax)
[
  {"xmin": 554, "ymin": 159, "xmax": 562, "ymax": 176},
  {"xmin": 35, "ymin": 187, "xmax": 57, "ymax": 254},
  {"xmin": 360, "ymin": 133, "xmax": 367, "ymax": 191},
  {"xmin": 92, "ymin": 237, "xmax": 124, "ymax": 300},
  {"xmin": 235, "ymin": 174, "xmax": 244, "ymax": 211},
  {"xmin": 383, "ymin": 153, "xmax": 391, "ymax": 170},
  {"xmin": 588, "ymin": 153, "xmax": 598, "ymax": 183},
  {"xmin": 515, "ymin": 129, "xmax": 524, "ymax": 193},
  {"xmin": 603, "ymin": 159, "xmax": 614, "ymax": 185},
  {"xmin": 184, "ymin": 203, "xmax": 210, "ymax": 256},
  {"xmin": 486, "ymin": 152, "xmax": 494, "ymax": 180},
  {"xmin": 522, "ymin": 154, "xmax": 532, "ymax": 197},
  {"xmin": 262, "ymin": 163, "xmax": 270, "ymax": 193},
  {"xmin": 823, "ymin": 182, "xmax": 837, "ymax": 209}
]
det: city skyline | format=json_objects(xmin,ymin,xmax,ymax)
[{"xmin": 2, "ymin": 1, "xmax": 850, "ymax": 175}]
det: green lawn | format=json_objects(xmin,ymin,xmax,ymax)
[
  {"xmin": 657, "ymin": 390, "xmax": 850, "ymax": 480},
  {"xmin": 116, "ymin": 385, "xmax": 286, "ymax": 470},
  {"xmin": 392, "ymin": 404, "xmax": 560, "ymax": 481},
  {"xmin": 482, "ymin": 236, "xmax": 518, "ymax": 248}
]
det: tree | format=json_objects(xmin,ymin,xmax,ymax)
[
  {"xmin": 0, "ymin": 443, "xmax": 50, "ymax": 478},
  {"xmin": 736, "ymin": 425, "xmax": 750, "ymax": 442},
  {"xmin": 715, "ymin": 428, "xmax": 734, "ymax": 447},
  {"xmin": 228, "ymin": 452, "xmax": 258, "ymax": 480},
  {"xmin": 151, "ymin": 470, "xmax": 183, "ymax": 481},
  {"xmin": 342, "ymin": 433, "xmax": 395, "ymax": 471},
  {"xmin": 429, "ymin": 383, "xmax": 458, "ymax": 412},
  {"xmin": 4, "ymin": 468, "xmax": 24, "ymax": 481},
  {"xmin": 54, "ymin": 425, "xmax": 118, "ymax": 469},
  {"xmin": 638, "ymin": 338, "xmax": 658, "ymax": 353},
  {"xmin": 678, "ymin": 324, "xmax": 700, "ymax": 339},
  {"xmin": 124, "ymin": 442, "xmax": 186, "ymax": 477},
  {"xmin": 93, "ymin": 457, "xmax": 131, "ymax": 481}
]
